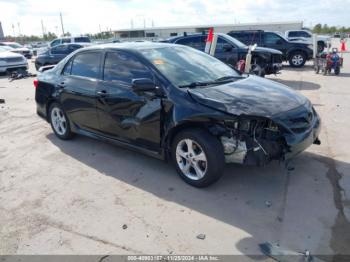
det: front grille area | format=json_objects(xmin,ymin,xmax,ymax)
[
  {"xmin": 5, "ymin": 57, "xmax": 24, "ymax": 63},
  {"xmin": 272, "ymin": 54, "xmax": 283, "ymax": 64}
]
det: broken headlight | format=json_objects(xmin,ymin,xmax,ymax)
[{"xmin": 224, "ymin": 119, "xmax": 251, "ymax": 132}]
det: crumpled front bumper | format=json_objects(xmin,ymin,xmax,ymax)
[{"xmin": 284, "ymin": 112, "xmax": 321, "ymax": 160}]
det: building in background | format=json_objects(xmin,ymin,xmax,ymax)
[
  {"xmin": 0, "ymin": 21, "xmax": 4, "ymax": 40},
  {"xmin": 111, "ymin": 21, "xmax": 303, "ymax": 41}
]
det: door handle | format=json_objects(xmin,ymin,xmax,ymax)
[
  {"xmin": 97, "ymin": 90, "xmax": 107, "ymax": 97},
  {"xmin": 57, "ymin": 82, "xmax": 66, "ymax": 88}
]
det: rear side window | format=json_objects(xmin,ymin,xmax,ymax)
[
  {"xmin": 50, "ymin": 39, "xmax": 61, "ymax": 47},
  {"xmin": 175, "ymin": 36, "xmax": 206, "ymax": 51},
  {"xmin": 288, "ymin": 31, "xmax": 299, "ymax": 37},
  {"xmin": 71, "ymin": 52, "xmax": 100, "ymax": 79},
  {"xmin": 103, "ymin": 52, "xmax": 152, "ymax": 84},
  {"xmin": 51, "ymin": 45, "xmax": 69, "ymax": 55},
  {"xmin": 74, "ymin": 37, "xmax": 91, "ymax": 43},
  {"xmin": 230, "ymin": 32, "xmax": 257, "ymax": 45},
  {"xmin": 68, "ymin": 45, "xmax": 82, "ymax": 52},
  {"xmin": 62, "ymin": 38, "xmax": 71, "ymax": 43}
]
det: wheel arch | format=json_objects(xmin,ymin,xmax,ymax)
[
  {"xmin": 286, "ymin": 49, "xmax": 307, "ymax": 60},
  {"xmin": 163, "ymin": 120, "xmax": 225, "ymax": 160}
]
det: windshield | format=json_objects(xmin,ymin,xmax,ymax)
[
  {"xmin": 140, "ymin": 46, "xmax": 240, "ymax": 87},
  {"xmin": 222, "ymin": 34, "xmax": 247, "ymax": 48},
  {"xmin": 274, "ymin": 32, "xmax": 289, "ymax": 41},
  {"xmin": 8, "ymin": 43, "xmax": 23, "ymax": 49}
]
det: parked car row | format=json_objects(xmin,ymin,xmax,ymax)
[
  {"xmin": 0, "ymin": 42, "xmax": 33, "ymax": 59},
  {"xmin": 35, "ymin": 42, "xmax": 321, "ymax": 187},
  {"xmin": 35, "ymin": 43, "xmax": 91, "ymax": 70},
  {"xmin": 162, "ymin": 33, "xmax": 283, "ymax": 77},
  {"xmin": 227, "ymin": 30, "xmax": 314, "ymax": 67}
]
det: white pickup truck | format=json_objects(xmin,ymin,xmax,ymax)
[{"xmin": 285, "ymin": 30, "xmax": 331, "ymax": 52}]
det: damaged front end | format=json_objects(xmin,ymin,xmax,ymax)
[{"xmin": 213, "ymin": 104, "xmax": 321, "ymax": 166}]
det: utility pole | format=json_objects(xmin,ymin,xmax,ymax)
[
  {"xmin": 41, "ymin": 20, "xmax": 45, "ymax": 37},
  {"xmin": 17, "ymin": 22, "xmax": 21, "ymax": 36},
  {"xmin": 131, "ymin": 19, "xmax": 134, "ymax": 29},
  {"xmin": 12, "ymin": 24, "xmax": 15, "ymax": 37},
  {"xmin": 60, "ymin": 12, "xmax": 65, "ymax": 36}
]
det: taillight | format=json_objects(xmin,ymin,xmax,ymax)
[{"xmin": 33, "ymin": 79, "xmax": 38, "ymax": 88}]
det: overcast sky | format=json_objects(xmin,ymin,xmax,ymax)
[{"xmin": 1, "ymin": 0, "xmax": 350, "ymax": 36}]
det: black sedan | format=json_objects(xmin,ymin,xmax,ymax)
[
  {"xmin": 35, "ymin": 43, "xmax": 90, "ymax": 70},
  {"xmin": 35, "ymin": 43, "xmax": 321, "ymax": 187}
]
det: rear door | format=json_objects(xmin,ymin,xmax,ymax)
[
  {"xmin": 96, "ymin": 51, "xmax": 162, "ymax": 151},
  {"xmin": 59, "ymin": 51, "xmax": 102, "ymax": 132}
]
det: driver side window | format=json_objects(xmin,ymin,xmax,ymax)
[
  {"xmin": 264, "ymin": 33, "xmax": 283, "ymax": 45},
  {"xmin": 216, "ymin": 37, "xmax": 234, "ymax": 53}
]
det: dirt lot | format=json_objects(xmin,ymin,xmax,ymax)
[{"xmin": 1, "ymin": 49, "xmax": 350, "ymax": 257}]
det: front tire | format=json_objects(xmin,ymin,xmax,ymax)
[
  {"xmin": 49, "ymin": 103, "xmax": 74, "ymax": 140},
  {"xmin": 289, "ymin": 52, "xmax": 306, "ymax": 68},
  {"xmin": 171, "ymin": 129, "xmax": 225, "ymax": 187}
]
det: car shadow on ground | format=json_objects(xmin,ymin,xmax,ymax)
[
  {"xmin": 272, "ymin": 79, "xmax": 321, "ymax": 91},
  {"xmin": 47, "ymin": 133, "xmax": 350, "ymax": 256},
  {"xmin": 282, "ymin": 64, "xmax": 315, "ymax": 72}
]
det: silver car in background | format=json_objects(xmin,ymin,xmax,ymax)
[{"xmin": 0, "ymin": 46, "xmax": 28, "ymax": 73}]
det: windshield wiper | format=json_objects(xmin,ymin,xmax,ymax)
[
  {"xmin": 214, "ymin": 75, "xmax": 243, "ymax": 82},
  {"xmin": 179, "ymin": 81, "xmax": 215, "ymax": 88},
  {"xmin": 179, "ymin": 76, "xmax": 243, "ymax": 89}
]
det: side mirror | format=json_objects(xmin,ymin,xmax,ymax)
[
  {"xmin": 223, "ymin": 44, "xmax": 233, "ymax": 52},
  {"xmin": 132, "ymin": 78, "xmax": 157, "ymax": 92},
  {"xmin": 276, "ymin": 39, "xmax": 283, "ymax": 45}
]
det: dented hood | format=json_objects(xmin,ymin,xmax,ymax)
[{"xmin": 188, "ymin": 75, "xmax": 308, "ymax": 117}]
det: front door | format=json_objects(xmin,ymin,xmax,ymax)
[
  {"xmin": 96, "ymin": 51, "xmax": 162, "ymax": 151},
  {"xmin": 214, "ymin": 36, "xmax": 240, "ymax": 67}
]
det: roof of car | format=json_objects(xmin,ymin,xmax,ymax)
[
  {"xmin": 165, "ymin": 32, "xmax": 228, "ymax": 42},
  {"xmin": 82, "ymin": 42, "xmax": 178, "ymax": 51},
  {"xmin": 53, "ymin": 43, "xmax": 91, "ymax": 47}
]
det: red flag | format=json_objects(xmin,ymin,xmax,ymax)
[
  {"xmin": 341, "ymin": 40, "xmax": 346, "ymax": 52},
  {"xmin": 206, "ymin": 28, "xmax": 214, "ymax": 42}
]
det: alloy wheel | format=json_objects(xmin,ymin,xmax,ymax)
[
  {"xmin": 292, "ymin": 54, "xmax": 304, "ymax": 66},
  {"xmin": 51, "ymin": 107, "xmax": 67, "ymax": 136},
  {"xmin": 176, "ymin": 139, "xmax": 208, "ymax": 180}
]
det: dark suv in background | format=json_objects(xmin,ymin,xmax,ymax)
[
  {"xmin": 162, "ymin": 33, "xmax": 283, "ymax": 77},
  {"xmin": 35, "ymin": 43, "xmax": 90, "ymax": 70},
  {"xmin": 228, "ymin": 30, "xmax": 313, "ymax": 67}
]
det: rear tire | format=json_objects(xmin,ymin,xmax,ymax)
[
  {"xmin": 171, "ymin": 129, "xmax": 225, "ymax": 187},
  {"xmin": 289, "ymin": 52, "xmax": 306, "ymax": 68},
  {"xmin": 49, "ymin": 103, "xmax": 74, "ymax": 140}
]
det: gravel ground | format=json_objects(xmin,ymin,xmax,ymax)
[{"xmin": 0, "ymin": 48, "xmax": 349, "ymax": 257}]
